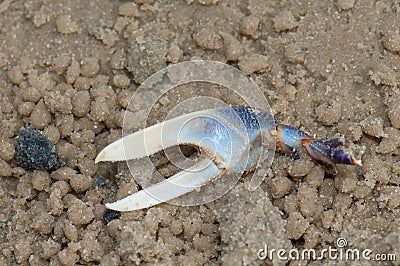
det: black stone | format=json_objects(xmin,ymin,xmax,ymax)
[
  {"xmin": 103, "ymin": 209, "xmax": 120, "ymax": 223},
  {"xmin": 16, "ymin": 126, "xmax": 59, "ymax": 171},
  {"xmin": 92, "ymin": 176, "xmax": 109, "ymax": 189}
]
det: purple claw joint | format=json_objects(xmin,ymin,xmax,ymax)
[
  {"xmin": 302, "ymin": 137, "xmax": 362, "ymax": 166},
  {"xmin": 276, "ymin": 124, "xmax": 363, "ymax": 169}
]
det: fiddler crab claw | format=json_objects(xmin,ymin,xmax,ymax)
[{"xmin": 95, "ymin": 106, "xmax": 362, "ymax": 212}]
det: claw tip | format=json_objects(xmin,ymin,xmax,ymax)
[
  {"xmin": 95, "ymin": 151, "xmax": 106, "ymax": 164},
  {"xmin": 351, "ymin": 156, "xmax": 362, "ymax": 167}
]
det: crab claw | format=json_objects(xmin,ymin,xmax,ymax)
[
  {"xmin": 97, "ymin": 106, "xmax": 362, "ymax": 212},
  {"xmin": 96, "ymin": 107, "xmax": 275, "ymax": 211}
]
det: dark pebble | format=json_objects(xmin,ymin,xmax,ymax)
[
  {"xmin": 92, "ymin": 176, "xmax": 109, "ymax": 189},
  {"xmin": 103, "ymin": 209, "xmax": 120, "ymax": 223},
  {"xmin": 16, "ymin": 126, "xmax": 59, "ymax": 171}
]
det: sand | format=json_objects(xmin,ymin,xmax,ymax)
[{"xmin": 0, "ymin": 0, "xmax": 399, "ymax": 265}]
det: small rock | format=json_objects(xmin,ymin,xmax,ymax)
[
  {"xmin": 30, "ymin": 99, "xmax": 52, "ymax": 130},
  {"xmin": 193, "ymin": 28, "xmax": 223, "ymax": 50},
  {"xmin": 383, "ymin": 31, "xmax": 400, "ymax": 53},
  {"xmin": 119, "ymin": 2, "xmax": 139, "ymax": 17},
  {"xmin": 369, "ymin": 68, "xmax": 397, "ymax": 87},
  {"xmin": 286, "ymin": 211, "xmax": 309, "ymax": 239},
  {"xmin": 55, "ymin": 114, "xmax": 74, "ymax": 137},
  {"xmin": 32, "ymin": 212, "xmax": 55, "ymax": 235},
  {"xmin": 31, "ymin": 170, "xmax": 51, "ymax": 191},
  {"xmin": 56, "ymin": 14, "xmax": 79, "ymax": 34},
  {"xmin": 103, "ymin": 209, "xmax": 120, "ymax": 223},
  {"xmin": 360, "ymin": 116, "xmax": 385, "ymax": 138},
  {"xmin": 67, "ymin": 197, "xmax": 95, "ymax": 225},
  {"xmin": 315, "ymin": 100, "xmax": 342, "ymax": 126},
  {"xmin": 33, "ymin": 11, "xmax": 49, "ymax": 27},
  {"xmin": 70, "ymin": 174, "xmax": 92, "ymax": 193},
  {"xmin": 16, "ymin": 126, "xmax": 59, "ymax": 171},
  {"xmin": 0, "ymin": 159, "xmax": 12, "ymax": 177},
  {"xmin": 321, "ymin": 209, "xmax": 335, "ymax": 229},
  {"xmin": 19, "ymin": 56, "xmax": 34, "ymax": 74},
  {"xmin": 80, "ymin": 236, "xmax": 104, "ymax": 262},
  {"xmin": 239, "ymin": 15, "xmax": 260, "ymax": 37},
  {"xmin": 44, "ymin": 125, "xmax": 61, "ymax": 145},
  {"xmin": 376, "ymin": 128, "xmax": 400, "ymax": 154},
  {"xmin": 271, "ymin": 175, "xmax": 292, "ymax": 198},
  {"xmin": 8, "ymin": 66, "xmax": 23, "ymax": 85},
  {"xmin": 14, "ymin": 240, "xmax": 33, "ymax": 264},
  {"xmin": 90, "ymin": 97, "xmax": 109, "ymax": 122},
  {"xmin": 238, "ymin": 53, "xmax": 269, "ymax": 75},
  {"xmin": 72, "ymin": 91, "xmax": 90, "ymax": 118},
  {"xmin": 0, "ymin": 139, "xmax": 15, "ymax": 162},
  {"xmin": 44, "ymin": 91, "xmax": 73, "ymax": 114},
  {"xmin": 378, "ymin": 186, "xmax": 400, "ymax": 210},
  {"xmin": 113, "ymin": 74, "xmax": 130, "ymax": 89},
  {"xmin": 22, "ymin": 87, "xmax": 41, "ymax": 103},
  {"xmin": 169, "ymin": 220, "xmax": 183, "ymax": 235},
  {"xmin": 288, "ymin": 158, "xmax": 314, "ymax": 178},
  {"xmin": 52, "ymin": 54, "xmax": 71, "ymax": 75},
  {"xmin": 89, "ymin": 27, "xmax": 118, "ymax": 47},
  {"xmin": 41, "ymin": 239, "xmax": 61, "ymax": 260},
  {"xmin": 110, "ymin": 50, "xmax": 127, "ymax": 70},
  {"xmin": 127, "ymin": 36, "xmax": 168, "ymax": 84},
  {"xmin": 66, "ymin": 60, "xmax": 80, "ymax": 84},
  {"xmin": 63, "ymin": 221, "xmax": 78, "ymax": 242},
  {"xmin": 17, "ymin": 102, "xmax": 35, "ymax": 117},
  {"xmin": 80, "ymin": 57, "xmax": 100, "ymax": 77},
  {"xmin": 167, "ymin": 44, "xmax": 183, "ymax": 64},
  {"xmin": 336, "ymin": 0, "xmax": 356, "ymax": 10},
  {"xmin": 219, "ymin": 32, "xmax": 245, "ymax": 61},
  {"xmin": 337, "ymin": 122, "xmax": 363, "ymax": 142},
  {"xmin": 273, "ymin": 10, "xmax": 298, "ymax": 32},
  {"xmin": 57, "ymin": 247, "xmax": 80, "ymax": 266},
  {"xmin": 92, "ymin": 176, "xmax": 109, "ymax": 189}
]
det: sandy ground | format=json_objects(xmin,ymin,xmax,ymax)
[{"xmin": 0, "ymin": 0, "xmax": 399, "ymax": 265}]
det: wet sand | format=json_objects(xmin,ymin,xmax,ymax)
[{"xmin": 0, "ymin": 0, "xmax": 399, "ymax": 265}]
